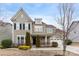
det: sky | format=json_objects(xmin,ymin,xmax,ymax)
[{"xmin": 0, "ymin": 3, "xmax": 79, "ymax": 29}]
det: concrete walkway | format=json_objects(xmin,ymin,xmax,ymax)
[{"xmin": 31, "ymin": 47, "xmax": 63, "ymax": 50}]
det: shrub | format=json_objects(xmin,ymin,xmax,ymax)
[
  {"xmin": 36, "ymin": 35, "xmax": 40, "ymax": 47},
  {"xmin": 25, "ymin": 32, "xmax": 31, "ymax": 47},
  {"xmin": 18, "ymin": 45, "xmax": 31, "ymax": 50},
  {"xmin": 0, "ymin": 45, "xmax": 4, "ymax": 49},
  {"xmin": 65, "ymin": 39, "xmax": 72, "ymax": 45},
  {"xmin": 1, "ymin": 39, "xmax": 12, "ymax": 48},
  {"xmin": 52, "ymin": 42, "xmax": 58, "ymax": 47}
]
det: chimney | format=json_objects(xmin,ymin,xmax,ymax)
[{"xmin": 35, "ymin": 18, "xmax": 42, "ymax": 24}]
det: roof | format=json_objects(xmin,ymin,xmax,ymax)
[
  {"xmin": 68, "ymin": 21, "xmax": 79, "ymax": 31},
  {"xmin": 0, "ymin": 20, "xmax": 12, "ymax": 26},
  {"xmin": 46, "ymin": 24, "xmax": 56, "ymax": 28},
  {"xmin": 33, "ymin": 21, "xmax": 57, "ymax": 28},
  {"xmin": 11, "ymin": 8, "xmax": 33, "ymax": 22},
  {"xmin": 56, "ymin": 28, "xmax": 64, "ymax": 34}
]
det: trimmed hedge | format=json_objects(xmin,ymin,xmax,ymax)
[
  {"xmin": 52, "ymin": 42, "xmax": 58, "ymax": 47},
  {"xmin": 1, "ymin": 39, "xmax": 12, "ymax": 48},
  {"xmin": 18, "ymin": 45, "xmax": 31, "ymax": 50}
]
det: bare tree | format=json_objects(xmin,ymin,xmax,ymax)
[{"xmin": 57, "ymin": 3, "xmax": 74, "ymax": 55}]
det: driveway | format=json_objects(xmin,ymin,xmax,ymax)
[{"xmin": 67, "ymin": 46, "xmax": 79, "ymax": 54}]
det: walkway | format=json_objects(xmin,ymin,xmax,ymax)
[{"xmin": 31, "ymin": 47, "xmax": 63, "ymax": 50}]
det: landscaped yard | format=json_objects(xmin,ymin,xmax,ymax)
[{"xmin": 0, "ymin": 48, "xmax": 78, "ymax": 56}]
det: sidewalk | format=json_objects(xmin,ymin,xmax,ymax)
[{"xmin": 31, "ymin": 46, "xmax": 79, "ymax": 55}]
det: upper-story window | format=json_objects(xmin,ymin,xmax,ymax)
[
  {"xmin": 47, "ymin": 28, "xmax": 53, "ymax": 33},
  {"xmin": 14, "ymin": 23, "xmax": 16, "ymax": 30},
  {"xmin": 35, "ymin": 18, "xmax": 42, "ymax": 24},
  {"xmin": 20, "ymin": 23, "xmax": 25, "ymax": 30},
  {"xmin": 23, "ymin": 23, "xmax": 25, "ymax": 30},
  {"xmin": 34, "ymin": 26, "xmax": 43, "ymax": 32},
  {"xmin": 14, "ymin": 23, "xmax": 30, "ymax": 30},
  {"xmin": 20, "ymin": 23, "xmax": 22, "ymax": 30}
]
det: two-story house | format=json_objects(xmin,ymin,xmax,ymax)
[
  {"xmin": 0, "ymin": 20, "xmax": 12, "ymax": 44},
  {"xmin": 11, "ymin": 8, "xmax": 63, "ymax": 47},
  {"xmin": 68, "ymin": 21, "xmax": 79, "ymax": 42}
]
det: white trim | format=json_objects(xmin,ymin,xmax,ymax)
[
  {"xmin": 12, "ymin": 23, "xmax": 14, "ymax": 44},
  {"xmin": 45, "ymin": 35, "xmax": 47, "ymax": 45},
  {"xmin": 25, "ymin": 23, "xmax": 28, "ymax": 30},
  {"xmin": 16, "ymin": 22, "xmax": 19, "ymax": 30}
]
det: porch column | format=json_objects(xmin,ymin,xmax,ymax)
[
  {"xmin": 30, "ymin": 36, "xmax": 33, "ymax": 45},
  {"xmin": 45, "ymin": 35, "xmax": 47, "ymax": 46}
]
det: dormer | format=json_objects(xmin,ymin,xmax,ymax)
[{"xmin": 35, "ymin": 18, "xmax": 42, "ymax": 24}]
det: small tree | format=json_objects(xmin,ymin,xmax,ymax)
[
  {"xmin": 36, "ymin": 35, "xmax": 40, "ymax": 47},
  {"xmin": 25, "ymin": 32, "xmax": 31, "ymax": 47},
  {"xmin": 57, "ymin": 3, "xmax": 74, "ymax": 55}
]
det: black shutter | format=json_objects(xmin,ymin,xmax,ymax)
[
  {"xmin": 20, "ymin": 23, "xmax": 22, "ymax": 30},
  {"xmin": 23, "ymin": 24, "xmax": 25, "ymax": 30},
  {"xmin": 28, "ymin": 24, "xmax": 30, "ymax": 30},
  {"xmin": 14, "ymin": 23, "xmax": 16, "ymax": 30}
]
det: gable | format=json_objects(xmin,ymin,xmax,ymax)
[{"xmin": 11, "ymin": 8, "xmax": 33, "ymax": 22}]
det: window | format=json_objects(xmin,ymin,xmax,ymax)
[
  {"xmin": 18, "ymin": 36, "xmax": 20, "ymax": 45},
  {"xmin": 35, "ymin": 18, "xmax": 42, "ymax": 24},
  {"xmin": 21, "ymin": 37, "xmax": 24, "ymax": 45},
  {"xmin": 28, "ymin": 24, "xmax": 30, "ymax": 30},
  {"xmin": 20, "ymin": 23, "xmax": 22, "ymax": 30},
  {"xmin": 23, "ymin": 23, "xmax": 25, "ymax": 30},
  {"xmin": 14, "ymin": 23, "xmax": 16, "ymax": 30},
  {"xmin": 19, "ymin": 23, "xmax": 25, "ymax": 30},
  {"xmin": 34, "ymin": 26, "xmax": 43, "ymax": 32},
  {"xmin": 47, "ymin": 28, "xmax": 53, "ymax": 33},
  {"xmin": 17, "ymin": 35, "xmax": 25, "ymax": 45}
]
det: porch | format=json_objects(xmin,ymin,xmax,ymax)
[{"xmin": 31, "ymin": 35, "xmax": 50, "ymax": 47}]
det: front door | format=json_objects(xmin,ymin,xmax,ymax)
[
  {"xmin": 32, "ymin": 36, "xmax": 36, "ymax": 45},
  {"xmin": 17, "ymin": 35, "xmax": 25, "ymax": 45}
]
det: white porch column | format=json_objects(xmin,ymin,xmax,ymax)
[{"xmin": 45, "ymin": 35, "xmax": 47, "ymax": 46}]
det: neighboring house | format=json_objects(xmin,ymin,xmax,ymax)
[
  {"xmin": 0, "ymin": 20, "xmax": 12, "ymax": 44},
  {"xmin": 68, "ymin": 21, "xmax": 79, "ymax": 42},
  {"xmin": 11, "ymin": 8, "xmax": 63, "ymax": 47}
]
